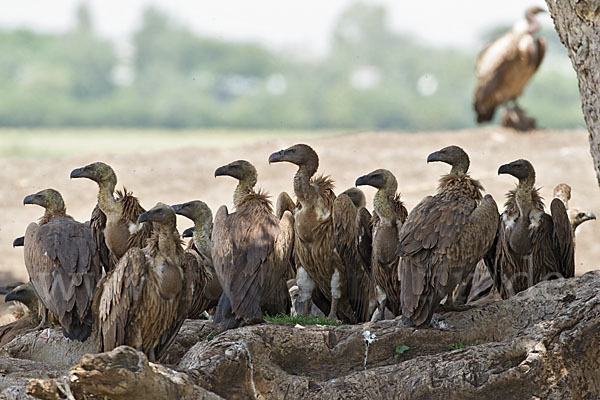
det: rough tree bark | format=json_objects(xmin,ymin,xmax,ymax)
[
  {"xmin": 6, "ymin": 271, "xmax": 600, "ymax": 400},
  {"xmin": 545, "ymin": 0, "xmax": 600, "ymax": 186}
]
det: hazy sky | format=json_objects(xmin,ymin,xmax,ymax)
[{"xmin": 0, "ymin": 0, "xmax": 550, "ymax": 53}]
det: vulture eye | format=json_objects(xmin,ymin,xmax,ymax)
[
  {"xmin": 288, "ymin": 148, "xmax": 296, "ymax": 154},
  {"xmin": 578, "ymin": 212, "xmax": 586, "ymax": 218}
]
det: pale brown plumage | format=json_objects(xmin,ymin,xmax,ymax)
[
  {"xmin": 553, "ymin": 183, "xmax": 596, "ymax": 236},
  {"xmin": 356, "ymin": 169, "xmax": 407, "ymax": 320},
  {"xmin": 95, "ymin": 203, "xmax": 189, "ymax": 361},
  {"xmin": 1, "ymin": 283, "xmax": 41, "ymax": 346},
  {"xmin": 23, "ymin": 189, "xmax": 101, "ymax": 341},
  {"xmin": 398, "ymin": 146, "xmax": 499, "ymax": 327},
  {"xmin": 487, "ymin": 160, "xmax": 574, "ymax": 299},
  {"xmin": 212, "ymin": 160, "xmax": 294, "ymax": 329},
  {"xmin": 70, "ymin": 162, "xmax": 153, "ymax": 272},
  {"xmin": 171, "ymin": 200, "xmax": 221, "ymax": 318},
  {"xmin": 474, "ymin": 6, "xmax": 546, "ymax": 122},
  {"xmin": 269, "ymin": 144, "xmax": 374, "ymax": 323}
]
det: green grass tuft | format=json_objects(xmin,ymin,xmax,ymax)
[
  {"xmin": 264, "ymin": 313, "xmax": 343, "ymax": 326},
  {"xmin": 448, "ymin": 341, "xmax": 469, "ymax": 350},
  {"xmin": 395, "ymin": 345, "xmax": 410, "ymax": 354}
]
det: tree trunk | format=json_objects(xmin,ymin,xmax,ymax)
[{"xmin": 545, "ymin": 0, "xmax": 600, "ymax": 186}]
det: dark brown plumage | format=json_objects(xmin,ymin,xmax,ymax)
[
  {"xmin": 23, "ymin": 189, "xmax": 101, "ymax": 341},
  {"xmin": 356, "ymin": 169, "xmax": 407, "ymax": 320},
  {"xmin": 488, "ymin": 160, "xmax": 575, "ymax": 299},
  {"xmin": 398, "ymin": 146, "xmax": 499, "ymax": 327},
  {"xmin": 212, "ymin": 160, "xmax": 294, "ymax": 329},
  {"xmin": 474, "ymin": 6, "xmax": 546, "ymax": 123},
  {"xmin": 171, "ymin": 200, "xmax": 221, "ymax": 318},
  {"xmin": 1, "ymin": 283, "xmax": 40, "ymax": 346},
  {"xmin": 70, "ymin": 162, "xmax": 153, "ymax": 272},
  {"xmin": 341, "ymin": 187, "xmax": 367, "ymax": 209},
  {"xmin": 269, "ymin": 144, "xmax": 373, "ymax": 323},
  {"xmin": 95, "ymin": 203, "xmax": 190, "ymax": 361}
]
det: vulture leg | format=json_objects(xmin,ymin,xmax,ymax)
[
  {"xmin": 213, "ymin": 293, "xmax": 240, "ymax": 330},
  {"xmin": 327, "ymin": 269, "xmax": 342, "ymax": 322},
  {"xmin": 296, "ymin": 266, "xmax": 316, "ymax": 317},
  {"xmin": 371, "ymin": 286, "xmax": 387, "ymax": 322}
]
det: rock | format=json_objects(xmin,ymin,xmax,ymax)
[{"xmin": 15, "ymin": 271, "xmax": 600, "ymax": 399}]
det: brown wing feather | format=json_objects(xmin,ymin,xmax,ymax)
[
  {"xmin": 91, "ymin": 205, "xmax": 115, "ymax": 273},
  {"xmin": 550, "ymin": 198, "xmax": 574, "ymax": 278},
  {"xmin": 116, "ymin": 187, "xmax": 154, "ymax": 250},
  {"xmin": 276, "ymin": 191, "xmax": 296, "ymax": 220},
  {"xmin": 357, "ymin": 207, "xmax": 373, "ymax": 274},
  {"xmin": 25, "ymin": 217, "xmax": 101, "ymax": 341},
  {"xmin": 333, "ymin": 194, "xmax": 373, "ymax": 322}
]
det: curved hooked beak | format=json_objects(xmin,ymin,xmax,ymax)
[
  {"xmin": 70, "ymin": 167, "xmax": 92, "ymax": 179},
  {"xmin": 12, "ymin": 236, "xmax": 24, "ymax": 247},
  {"xmin": 498, "ymin": 164, "xmax": 511, "ymax": 175},
  {"xmin": 426, "ymin": 151, "xmax": 442, "ymax": 164},
  {"xmin": 182, "ymin": 226, "xmax": 195, "ymax": 238},
  {"xmin": 137, "ymin": 211, "xmax": 150, "ymax": 224},
  {"xmin": 23, "ymin": 194, "xmax": 41, "ymax": 206},
  {"xmin": 268, "ymin": 150, "xmax": 285, "ymax": 164},
  {"xmin": 214, "ymin": 166, "xmax": 229, "ymax": 178},
  {"xmin": 4, "ymin": 286, "xmax": 25, "ymax": 303},
  {"xmin": 355, "ymin": 175, "xmax": 370, "ymax": 187}
]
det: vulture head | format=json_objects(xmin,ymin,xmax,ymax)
[
  {"xmin": 341, "ymin": 187, "xmax": 366, "ymax": 209},
  {"xmin": 23, "ymin": 188, "xmax": 66, "ymax": 213},
  {"xmin": 524, "ymin": 6, "xmax": 545, "ymax": 33},
  {"xmin": 498, "ymin": 159, "xmax": 535, "ymax": 182},
  {"xmin": 571, "ymin": 210, "xmax": 596, "ymax": 231},
  {"xmin": 427, "ymin": 145, "xmax": 470, "ymax": 174},
  {"xmin": 70, "ymin": 162, "xmax": 117, "ymax": 190},
  {"xmin": 171, "ymin": 200, "xmax": 213, "ymax": 225},
  {"xmin": 182, "ymin": 227, "xmax": 195, "ymax": 238},
  {"xmin": 138, "ymin": 202, "xmax": 176, "ymax": 227},
  {"xmin": 356, "ymin": 169, "xmax": 397, "ymax": 193},
  {"xmin": 268, "ymin": 144, "xmax": 319, "ymax": 173},
  {"xmin": 4, "ymin": 282, "xmax": 39, "ymax": 314},
  {"xmin": 12, "ymin": 236, "xmax": 24, "ymax": 247},
  {"xmin": 214, "ymin": 160, "xmax": 257, "ymax": 185}
]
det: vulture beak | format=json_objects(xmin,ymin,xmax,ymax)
[
  {"xmin": 182, "ymin": 226, "xmax": 195, "ymax": 238},
  {"xmin": 214, "ymin": 166, "xmax": 229, "ymax": 178},
  {"xmin": 426, "ymin": 151, "xmax": 443, "ymax": 164},
  {"xmin": 23, "ymin": 193, "xmax": 43, "ymax": 206},
  {"xmin": 12, "ymin": 236, "xmax": 24, "ymax": 247},
  {"xmin": 268, "ymin": 150, "xmax": 285, "ymax": 164},
  {"xmin": 137, "ymin": 211, "xmax": 150, "ymax": 224},
  {"xmin": 171, "ymin": 203, "xmax": 191, "ymax": 219},
  {"xmin": 355, "ymin": 175, "xmax": 370, "ymax": 187},
  {"xmin": 4, "ymin": 286, "xmax": 26, "ymax": 303},
  {"xmin": 0, "ymin": 284, "xmax": 19, "ymax": 295},
  {"xmin": 588, "ymin": 212, "xmax": 597, "ymax": 220},
  {"xmin": 497, "ymin": 164, "xmax": 511, "ymax": 175},
  {"xmin": 69, "ymin": 167, "xmax": 93, "ymax": 180}
]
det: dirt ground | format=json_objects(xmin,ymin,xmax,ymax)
[{"xmin": 1, "ymin": 126, "xmax": 598, "ymax": 289}]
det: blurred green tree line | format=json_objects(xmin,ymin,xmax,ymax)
[{"xmin": 0, "ymin": 3, "xmax": 584, "ymax": 129}]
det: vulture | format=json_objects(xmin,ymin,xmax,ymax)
[
  {"xmin": 23, "ymin": 189, "xmax": 101, "ymax": 341},
  {"xmin": 171, "ymin": 200, "xmax": 221, "ymax": 318},
  {"xmin": 356, "ymin": 169, "xmax": 407, "ymax": 320},
  {"xmin": 212, "ymin": 160, "xmax": 294, "ymax": 329},
  {"xmin": 474, "ymin": 6, "xmax": 546, "ymax": 124},
  {"xmin": 1, "ymin": 283, "xmax": 41, "ymax": 346},
  {"xmin": 269, "ymin": 144, "xmax": 374, "ymax": 323},
  {"xmin": 489, "ymin": 160, "xmax": 574, "ymax": 299},
  {"xmin": 553, "ymin": 183, "xmax": 596, "ymax": 237},
  {"xmin": 182, "ymin": 226, "xmax": 195, "ymax": 238},
  {"xmin": 70, "ymin": 162, "xmax": 153, "ymax": 272},
  {"xmin": 398, "ymin": 146, "xmax": 499, "ymax": 327},
  {"xmin": 95, "ymin": 203, "xmax": 197, "ymax": 361},
  {"xmin": 341, "ymin": 187, "xmax": 367, "ymax": 209}
]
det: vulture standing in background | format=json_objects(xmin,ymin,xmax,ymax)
[
  {"xmin": 474, "ymin": 6, "xmax": 546, "ymax": 129},
  {"xmin": 70, "ymin": 162, "xmax": 153, "ymax": 272},
  {"xmin": 341, "ymin": 187, "xmax": 367, "ymax": 209},
  {"xmin": 398, "ymin": 146, "xmax": 499, "ymax": 327},
  {"xmin": 23, "ymin": 189, "xmax": 101, "ymax": 341},
  {"xmin": 1, "ymin": 283, "xmax": 41, "ymax": 346},
  {"xmin": 489, "ymin": 160, "xmax": 574, "ymax": 299},
  {"xmin": 356, "ymin": 169, "xmax": 407, "ymax": 321},
  {"xmin": 553, "ymin": 183, "xmax": 596, "ymax": 237},
  {"xmin": 269, "ymin": 144, "xmax": 374, "ymax": 323},
  {"xmin": 171, "ymin": 200, "xmax": 222, "ymax": 317},
  {"xmin": 96, "ymin": 203, "xmax": 194, "ymax": 361},
  {"xmin": 211, "ymin": 160, "xmax": 294, "ymax": 329}
]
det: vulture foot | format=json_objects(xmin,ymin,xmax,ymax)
[{"xmin": 501, "ymin": 105, "xmax": 537, "ymax": 131}]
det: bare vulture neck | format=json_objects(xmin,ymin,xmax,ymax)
[
  {"xmin": 233, "ymin": 175, "xmax": 257, "ymax": 208},
  {"xmin": 450, "ymin": 160, "xmax": 469, "ymax": 175},
  {"xmin": 97, "ymin": 183, "xmax": 121, "ymax": 217},
  {"xmin": 373, "ymin": 185, "xmax": 397, "ymax": 223},
  {"xmin": 515, "ymin": 175, "xmax": 536, "ymax": 216},
  {"xmin": 193, "ymin": 220, "xmax": 212, "ymax": 258},
  {"xmin": 293, "ymin": 162, "xmax": 318, "ymax": 204},
  {"xmin": 40, "ymin": 208, "xmax": 68, "ymax": 225}
]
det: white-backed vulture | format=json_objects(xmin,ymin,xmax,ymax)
[
  {"xmin": 488, "ymin": 160, "xmax": 574, "ymax": 299},
  {"xmin": 269, "ymin": 144, "xmax": 374, "ymax": 323},
  {"xmin": 70, "ymin": 162, "xmax": 153, "ymax": 272},
  {"xmin": 341, "ymin": 187, "xmax": 367, "ymax": 209},
  {"xmin": 212, "ymin": 160, "xmax": 294, "ymax": 329},
  {"xmin": 23, "ymin": 189, "xmax": 101, "ymax": 341},
  {"xmin": 398, "ymin": 146, "xmax": 499, "ymax": 327},
  {"xmin": 95, "ymin": 203, "xmax": 195, "ymax": 361},
  {"xmin": 171, "ymin": 200, "xmax": 221, "ymax": 318},
  {"xmin": 474, "ymin": 6, "xmax": 546, "ymax": 123},
  {"xmin": 356, "ymin": 169, "xmax": 407, "ymax": 320},
  {"xmin": 553, "ymin": 183, "xmax": 596, "ymax": 237}
]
